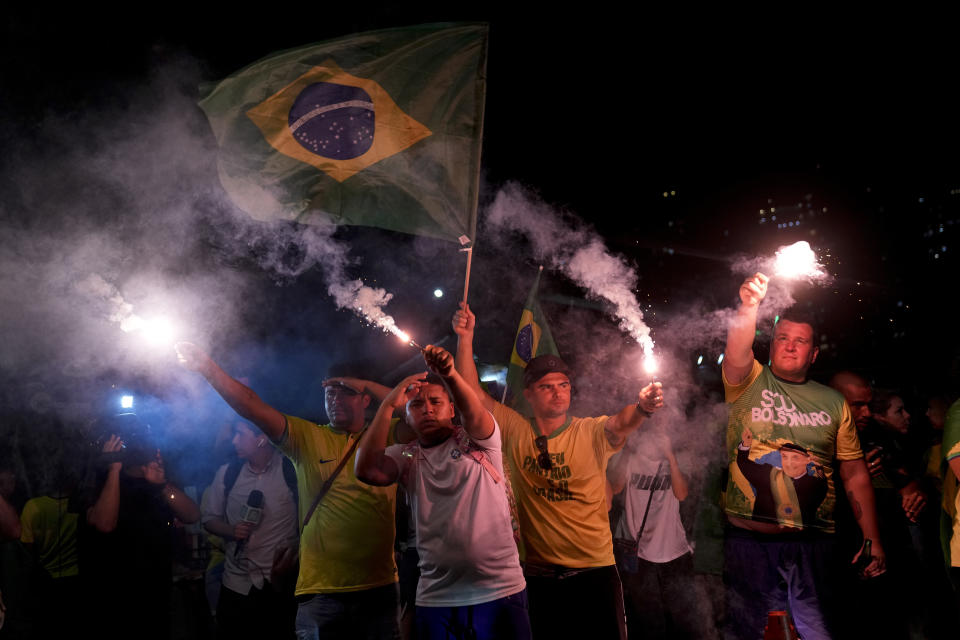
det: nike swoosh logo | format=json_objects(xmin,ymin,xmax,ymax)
[{"xmin": 318, "ymin": 458, "xmax": 336, "ymax": 464}]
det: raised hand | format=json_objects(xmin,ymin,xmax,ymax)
[
  {"xmin": 175, "ymin": 342, "xmax": 212, "ymax": 374},
  {"xmin": 385, "ymin": 373, "xmax": 429, "ymax": 411},
  {"xmin": 637, "ymin": 381, "xmax": 664, "ymax": 414},
  {"xmin": 739, "ymin": 273, "xmax": 769, "ymax": 307},
  {"xmin": 423, "ymin": 345, "xmax": 455, "ymax": 377},
  {"xmin": 101, "ymin": 434, "xmax": 124, "ymax": 471},
  {"xmin": 451, "ymin": 302, "xmax": 476, "ymax": 338}
]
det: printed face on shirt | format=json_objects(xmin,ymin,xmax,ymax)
[
  {"xmin": 779, "ymin": 447, "xmax": 811, "ymax": 479},
  {"xmin": 878, "ymin": 396, "xmax": 910, "ymax": 434},
  {"xmin": 324, "ymin": 384, "xmax": 371, "ymax": 431},
  {"xmin": 770, "ymin": 320, "xmax": 819, "ymax": 382},
  {"xmin": 405, "ymin": 383, "xmax": 455, "ymax": 442},
  {"xmin": 232, "ymin": 422, "xmax": 261, "ymax": 460},
  {"xmin": 522, "ymin": 372, "xmax": 571, "ymax": 419}
]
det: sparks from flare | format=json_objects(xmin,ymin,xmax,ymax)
[{"xmin": 357, "ymin": 307, "xmax": 422, "ymax": 350}]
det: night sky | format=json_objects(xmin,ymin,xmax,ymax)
[{"xmin": 2, "ymin": 6, "xmax": 958, "ymax": 450}]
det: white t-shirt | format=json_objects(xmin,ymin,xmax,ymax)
[
  {"xmin": 613, "ymin": 449, "xmax": 692, "ymax": 563},
  {"xmin": 202, "ymin": 452, "xmax": 298, "ymax": 594},
  {"xmin": 385, "ymin": 419, "xmax": 525, "ymax": 607}
]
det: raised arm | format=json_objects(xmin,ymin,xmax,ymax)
[
  {"xmin": 605, "ymin": 382, "xmax": 664, "ymax": 446},
  {"xmin": 176, "ymin": 342, "xmax": 286, "ymax": 442},
  {"xmin": 86, "ymin": 434, "xmax": 124, "ymax": 533},
  {"xmin": 323, "ymin": 377, "xmax": 415, "ymax": 443},
  {"xmin": 452, "ymin": 302, "xmax": 497, "ymax": 413},
  {"xmin": 355, "ymin": 373, "xmax": 426, "ymax": 487},
  {"xmin": 654, "ymin": 431, "xmax": 689, "ymax": 501},
  {"xmin": 322, "ymin": 377, "xmax": 392, "ymax": 403},
  {"xmin": 424, "ymin": 345, "xmax": 495, "ymax": 442},
  {"xmin": 724, "ymin": 273, "xmax": 768, "ymax": 385},
  {"xmin": 839, "ymin": 457, "xmax": 886, "ymax": 578}
]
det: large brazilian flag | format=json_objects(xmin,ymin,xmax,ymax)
[
  {"xmin": 200, "ymin": 23, "xmax": 487, "ymax": 243},
  {"xmin": 504, "ymin": 267, "xmax": 559, "ymax": 414}
]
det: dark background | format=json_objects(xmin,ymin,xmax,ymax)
[{"xmin": 2, "ymin": 6, "xmax": 958, "ymax": 485}]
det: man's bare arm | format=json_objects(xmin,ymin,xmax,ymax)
[
  {"xmin": 356, "ymin": 374, "xmax": 426, "ymax": 487},
  {"xmin": 176, "ymin": 342, "xmax": 286, "ymax": 442},
  {"xmin": 425, "ymin": 345, "xmax": 495, "ymax": 442},
  {"xmin": 658, "ymin": 434, "xmax": 689, "ymax": 502},
  {"xmin": 723, "ymin": 273, "xmax": 768, "ymax": 385},
  {"xmin": 86, "ymin": 434, "xmax": 124, "ymax": 533},
  {"xmin": 163, "ymin": 483, "xmax": 201, "ymax": 524},
  {"xmin": 605, "ymin": 382, "xmax": 664, "ymax": 446},
  {"xmin": 950, "ymin": 457, "xmax": 960, "ymax": 484},
  {"xmin": 839, "ymin": 458, "xmax": 886, "ymax": 577},
  {"xmin": 322, "ymin": 377, "xmax": 392, "ymax": 403},
  {"xmin": 452, "ymin": 302, "xmax": 497, "ymax": 413}
]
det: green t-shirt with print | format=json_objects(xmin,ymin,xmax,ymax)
[{"xmin": 723, "ymin": 361, "xmax": 862, "ymax": 533}]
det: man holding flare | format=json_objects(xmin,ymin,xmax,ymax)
[
  {"xmin": 452, "ymin": 302, "xmax": 663, "ymax": 640},
  {"xmin": 356, "ymin": 344, "xmax": 530, "ymax": 640},
  {"xmin": 721, "ymin": 272, "xmax": 885, "ymax": 640},
  {"xmin": 176, "ymin": 342, "xmax": 403, "ymax": 640}
]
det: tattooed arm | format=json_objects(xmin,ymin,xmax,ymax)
[{"xmin": 839, "ymin": 458, "xmax": 885, "ymax": 577}]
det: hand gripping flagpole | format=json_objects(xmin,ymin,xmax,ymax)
[{"xmin": 459, "ymin": 235, "xmax": 473, "ymax": 305}]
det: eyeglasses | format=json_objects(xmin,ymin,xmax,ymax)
[{"xmin": 534, "ymin": 435, "xmax": 552, "ymax": 470}]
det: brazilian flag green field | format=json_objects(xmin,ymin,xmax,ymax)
[{"xmin": 200, "ymin": 23, "xmax": 487, "ymax": 243}]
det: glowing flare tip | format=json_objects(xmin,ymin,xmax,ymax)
[
  {"xmin": 642, "ymin": 352, "xmax": 659, "ymax": 376},
  {"xmin": 774, "ymin": 241, "xmax": 822, "ymax": 279}
]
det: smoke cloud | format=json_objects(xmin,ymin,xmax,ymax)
[{"xmin": 487, "ymin": 182, "xmax": 654, "ymax": 353}]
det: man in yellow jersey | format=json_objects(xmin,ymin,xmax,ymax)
[
  {"xmin": 452, "ymin": 303, "xmax": 663, "ymax": 640},
  {"xmin": 721, "ymin": 273, "xmax": 885, "ymax": 640},
  {"xmin": 176, "ymin": 342, "xmax": 401, "ymax": 640}
]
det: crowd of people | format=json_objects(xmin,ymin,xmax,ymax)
[{"xmin": 1, "ymin": 271, "xmax": 959, "ymax": 640}]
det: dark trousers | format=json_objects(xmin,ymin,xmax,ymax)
[
  {"xmin": 525, "ymin": 564, "xmax": 626, "ymax": 640},
  {"xmin": 722, "ymin": 527, "xmax": 837, "ymax": 640},
  {"xmin": 620, "ymin": 553, "xmax": 704, "ymax": 640},
  {"xmin": 415, "ymin": 589, "xmax": 531, "ymax": 640},
  {"xmin": 218, "ymin": 581, "xmax": 296, "ymax": 640}
]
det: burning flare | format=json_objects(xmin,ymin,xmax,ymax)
[
  {"xmin": 641, "ymin": 350, "xmax": 659, "ymax": 377},
  {"xmin": 773, "ymin": 241, "xmax": 825, "ymax": 280},
  {"xmin": 121, "ymin": 314, "xmax": 178, "ymax": 348}
]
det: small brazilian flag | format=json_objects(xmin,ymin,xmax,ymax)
[
  {"xmin": 504, "ymin": 267, "xmax": 559, "ymax": 414},
  {"xmin": 199, "ymin": 23, "xmax": 487, "ymax": 243}
]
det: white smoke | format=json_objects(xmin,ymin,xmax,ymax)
[{"xmin": 487, "ymin": 182, "xmax": 654, "ymax": 353}]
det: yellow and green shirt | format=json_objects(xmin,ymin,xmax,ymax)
[
  {"xmin": 723, "ymin": 361, "xmax": 862, "ymax": 533},
  {"xmin": 278, "ymin": 415, "xmax": 397, "ymax": 595},
  {"xmin": 492, "ymin": 402, "xmax": 622, "ymax": 568},
  {"xmin": 20, "ymin": 496, "xmax": 79, "ymax": 578}
]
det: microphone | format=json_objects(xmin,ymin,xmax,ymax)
[{"xmin": 234, "ymin": 490, "xmax": 264, "ymax": 558}]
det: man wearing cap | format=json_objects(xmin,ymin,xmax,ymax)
[
  {"xmin": 176, "ymin": 342, "xmax": 403, "ymax": 640},
  {"xmin": 452, "ymin": 303, "xmax": 663, "ymax": 640},
  {"xmin": 721, "ymin": 273, "xmax": 884, "ymax": 640}
]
